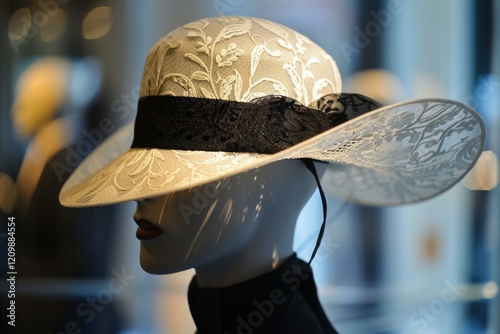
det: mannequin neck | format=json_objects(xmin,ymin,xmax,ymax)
[
  {"xmin": 194, "ymin": 217, "xmax": 296, "ymax": 288},
  {"xmin": 192, "ymin": 160, "xmax": 326, "ymax": 288}
]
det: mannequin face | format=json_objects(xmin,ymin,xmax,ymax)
[{"xmin": 134, "ymin": 159, "xmax": 324, "ymax": 275}]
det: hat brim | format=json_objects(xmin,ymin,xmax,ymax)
[{"xmin": 59, "ymin": 98, "xmax": 485, "ymax": 207}]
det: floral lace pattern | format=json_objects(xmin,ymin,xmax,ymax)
[
  {"xmin": 59, "ymin": 17, "xmax": 485, "ymax": 207},
  {"xmin": 310, "ymin": 100, "xmax": 485, "ymax": 204},
  {"xmin": 140, "ymin": 17, "xmax": 341, "ymax": 105},
  {"xmin": 60, "ymin": 98, "xmax": 484, "ymax": 207}
]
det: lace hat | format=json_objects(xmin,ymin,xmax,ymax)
[{"xmin": 59, "ymin": 16, "xmax": 485, "ymax": 208}]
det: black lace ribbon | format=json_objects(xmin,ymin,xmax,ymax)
[{"xmin": 131, "ymin": 94, "xmax": 381, "ymax": 152}]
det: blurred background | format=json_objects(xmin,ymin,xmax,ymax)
[{"xmin": 0, "ymin": 0, "xmax": 498, "ymax": 333}]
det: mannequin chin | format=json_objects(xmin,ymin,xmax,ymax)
[{"xmin": 134, "ymin": 159, "xmax": 326, "ymax": 287}]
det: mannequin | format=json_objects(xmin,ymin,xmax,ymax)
[
  {"xmin": 134, "ymin": 159, "xmax": 327, "ymax": 287},
  {"xmin": 133, "ymin": 160, "xmax": 337, "ymax": 333},
  {"xmin": 12, "ymin": 56, "xmax": 101, "ymax": 213},
  {"xmin": 59, "ymin": 15, "xmax": 485, "ymax": 334},
  {"xmin": 11, "ymin": 57, "xmax": 124, "ymax": 333},
  {"xmin": 12, "ymin": 57, "xmax": 75, "ymax": 211}
]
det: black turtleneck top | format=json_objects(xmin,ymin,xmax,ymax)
[{"xmin": 188, "ymin": 253, "xmax": 339, "ymax": 334}]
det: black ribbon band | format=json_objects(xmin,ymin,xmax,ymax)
[{"xmin": 131, "ymin": 94, "xmax": 381, "ymax": 153}]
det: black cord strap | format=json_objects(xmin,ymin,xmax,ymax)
[{"xmin": 302, "ymin": 159, "xmax": 328, "ymax": 265}]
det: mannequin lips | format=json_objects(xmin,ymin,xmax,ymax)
[{"xmin": 135, "ymin": 218, "xmax": 163, "ymax": 240}]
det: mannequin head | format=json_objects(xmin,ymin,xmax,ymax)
[
  {"xmin": 11, "ymin": 57, "xmax": 71, "ymax": 139},
  {"xmin": 132, "ymin": 18, "xmax": 337, "ymax": 284},
  {"xmin": 134, "ymin": 159, "xmax": 326, "ymax": 287},
  {"xmin": 59, "ymin": 16, "xmax": 341, "ymax": 285},
  {"xmin": 12, "ymin": 56, "xmax": 102, "ymax": 140}
]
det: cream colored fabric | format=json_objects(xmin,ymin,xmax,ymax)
[
  {"xmin": 59, "ymin": 17, "xmax": 485, "ymax": 207},
  {"xmin": 139, "ymin": 17, "xmax": 341, "ymax": 104},
  {"xmin": 60, "ymin": 98, "xmax": 485, "ymax": 207}
]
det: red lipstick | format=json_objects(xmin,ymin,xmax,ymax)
[{"xmin": 134, "ymin": 218, "xmax": 163, "ymax": 240}]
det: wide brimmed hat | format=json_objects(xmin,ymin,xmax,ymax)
[{"xmin": 59, "ymin": 16, "xmax": 485, "ymax": 208}]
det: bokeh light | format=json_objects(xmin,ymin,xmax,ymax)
[
  {"xmin": 82, "ymin": 6, "xmax": 113, "ymax": 40},
  {"xmin": 8, "ymin": 7, "xmax": 32, "ymax": 42},
  {"xmin": 39, "ymin": 8, "xmax": 67, "ymax": 42},
  {"xmin": 463, "ymin": 150, "xmax": 499, "ymax": 191}
]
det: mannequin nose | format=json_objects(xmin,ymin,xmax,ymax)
[
  {"xmin": 134, "ymin": 198, "xmax": 154, "ymax": 213},
  {"xmin": 136, "ymin": 197, "xmax": 163, "ymax": 206}
]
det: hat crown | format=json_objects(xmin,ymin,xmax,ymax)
[{"xmin": 140, "ymin": 16, "xmax": 341, "ymax": 106}]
